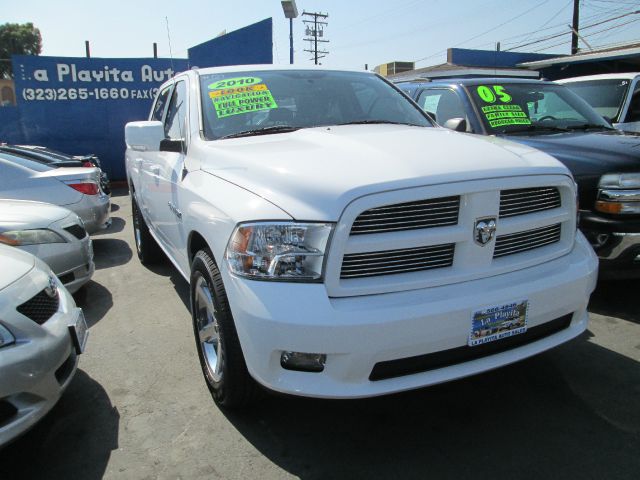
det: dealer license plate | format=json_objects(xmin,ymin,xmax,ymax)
[
  {"xmin": 469, "ymin": 300, "xmax": 528, "ymax": 347},
  {"xmin": 68, "ymin": 308, "xmax": 89, "ymax": 354}
]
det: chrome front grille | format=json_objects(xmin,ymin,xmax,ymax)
[
  {"xmin": 350, "ymin": 196, "xmax": 460, "ymax": 235},
  {"xmin": 16, "ymin": 288, "xmax": 60, "ymax": 325},
  {"xmin": 340, "ymin": 244, "xmax": 455, "ymax": 279},
  {"xmin": 494, "ymin": 224, "xmax": 561, "ymax": 258},
  {"xmin": 500, "ymin": 187, "xmax": 561, "ymax": 218}
]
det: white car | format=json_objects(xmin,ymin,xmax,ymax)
[
  {"xmin": 0, "ymin": 199, "xmax": 94, "ymax": 293},
  {"xmin": 0, "ymin": 244, "xmax": 88, "ymax": 447},
  {"xmin": 0, "ymin": 150, "xmax": 110, "ymax": 234},
  {"xmin": 557, "ymin": 73, "xmax": 640, "ymax": 133},
  {"xmin": 125, "ymin": 66, "xmax": 598, "ymax": 408}
]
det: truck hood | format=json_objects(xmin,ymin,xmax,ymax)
[
  {"xmin": 504, "ymin": 130, "xmax": 640, "ymax": 176},
  {"xmin": 196, "ymin": 124, "xmax": 568, "ymax": 220}
]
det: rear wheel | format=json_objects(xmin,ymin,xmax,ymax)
[
  {"xmin": 190, "ymin": 248, "xmax": 257, "ymax": 408},
  {"xmin": 131, "ymin": 195, "xmax": 161, "ymax": 264}
]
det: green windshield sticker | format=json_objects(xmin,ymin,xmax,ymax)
[
  {"xmin": 208, "ymin": 82, "xmax": 278, "ymax": 118},
  {"xmin": 477, "ymin": 85, "xmax": 531, "ymax": 128}
]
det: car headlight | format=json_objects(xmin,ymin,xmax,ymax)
[
  {"xmin": 0, "ymin": 229, "xmax": 67, "ymax": 246},
  {"xmin": 598, "ymin": 173, "xmax": 640, "ymax": 189},
  {"xmin": 0, "ymin": 324, "xmax": 15, "ymax": 348},
  {"xmin": 595, "ymin": 173, "xmax": 640, "ymax": 215},
  {"xmin": 225, "ymin": 222, "xmax": 334, "ymax": 281}
]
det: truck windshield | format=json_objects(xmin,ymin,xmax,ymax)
[
  {"xmin": 467, "ymin": 82, "xmax": 611, "ymax": 135},
  {"xmin": 198, "ymin": 70, "xmax": 432, "ymax": 140},
  {"xmin": 562, "ymin": 79, "xmax": 631, "ymax": 122}
]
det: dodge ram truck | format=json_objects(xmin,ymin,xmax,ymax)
[{"xmin": 125, "ymin": 66, "xmax": 598, "ymax": 408}]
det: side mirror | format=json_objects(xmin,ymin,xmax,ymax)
[
  {"xmin": 443, "ymin": 117, "xmax": 467, "ymax": 132},
  {"xmin": 160, "ymin": 138, "xmax": 185, "ymax": 153},
  {"xmin": 125, "ymin": 121, "xmax": 164, "ymax": 152}
]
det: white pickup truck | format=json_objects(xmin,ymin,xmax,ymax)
[
  {"xmin": 125, "ymin": 66, "xmax": 598, "ymax": 408},
  {"xmin": 558, "ymin": 73, "xmax": 640, "ymax": 133}
]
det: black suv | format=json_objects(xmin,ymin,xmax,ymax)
[{"xmin": 397, "ymin": 78, "xmax": 640, "ymax": 278}]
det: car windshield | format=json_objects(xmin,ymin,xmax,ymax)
[
  {"xmin": 562, "ymin": 79, "xmax": 631, "ymax": 122},
  {"xmin": 467, "ymin": 82, "xmax": 611, "ymax": 135},
  {"xmin": 198, "ymin": 69, "xmax": 432, "ymax": 140}
]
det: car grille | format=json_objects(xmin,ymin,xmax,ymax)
[
  {"xmin": 341, "ymin": 243, "xmax": 455, "ymax": 279},
  {"xmin": 369, "ymin": 314, "xmax": 572, "ymax": 381},
  {"xmin": 499, "ymin": 187, "xmax": 561, "ymax": 218},
  {"xmin": 64, "ymin": 224, "xmax": 87, "ymax": 240},
  {"xmin": 350, "ymin": 196, "xmax": 460, "ymax": 235},
  {"xmin": 16, "ymin": 287, "xmax": 60, "ymax": 325},
  {"xmin": 494, "ymin": 224, "xmax": 562, "ymax": 258}
]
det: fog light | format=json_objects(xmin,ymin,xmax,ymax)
[{"xmin": 280, "ymin": 351, "xmax": 326, "ymax": 372}]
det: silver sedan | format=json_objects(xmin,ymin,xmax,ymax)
[
  {"xmin": 0, "ymin": 150, "xmax": 110, "ymax": 234},
  {"xmin": 0, "ymin": 244, "xmax": 87, "ymax": 447},
  {"xmin": 0, "ymin": 199, "xmax": 94, "ymax": 293}
]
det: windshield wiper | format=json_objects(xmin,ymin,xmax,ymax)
[
  {"xmin": 219, "ymin": 125, "xmax": 300, "ymax": 139},
  {"xmin": 337, "ymin": 120, "xmax": 422, "ymax": 126},
  {"xmin": 500, "ymin": 124, "xmax": 570, "ymax": 134},
  {"xmin": 565, "ymin": 123, "xmax": 616, "ymax": 131}
]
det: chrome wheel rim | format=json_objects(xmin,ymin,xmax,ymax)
[{"xmin": 194, "ymin": 275, "xmax": 223, "ymax": 382}]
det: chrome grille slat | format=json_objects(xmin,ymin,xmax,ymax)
[
  {"xmin": 494, "ymin": 224, "xmax": 561, "ymax": 258},
  {"xmin": 500, "ymin": 187, "xmax": 561, "ymax": 218},
  {"xmin": 351, "ymin": 196, "xmax": 459, "ymax": 235},
  {"xmin": 341, "ymin": 244, "xmax": 454, "ymax": 279}
]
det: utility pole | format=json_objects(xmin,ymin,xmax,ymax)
[
  {"xmin": 571, "ymin": 0, "xmax": 580, "ymax": 54},
  {"xmin": 302, "ymin": 11, "xmax": 329, "ymax": 65}
]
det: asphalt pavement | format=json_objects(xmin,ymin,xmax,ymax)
[{"xmin": 1, "ymin": 190, "xmax": 639, "ymax": 480}]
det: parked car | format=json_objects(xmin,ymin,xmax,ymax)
[
  {"xmin": 0, "ymin": 199, "xmax": 94, "ymax": 293},
  {"xmin": 0, "ymin": 150, "xmax": 110, "ymax": 234},
  {"xmin": 125, "ymin": 66, "xmax": 597, "ymax": 408},
  {"xmin": 398, "ymin": 78, "xmax": 640, "ymax": 278},
  {"xmin": 0, "ymin": 243, "xmax": 87, "ymax": 447},
  {"xmin": 0, "ymin": 144, "xmax": 111, "ymax": 195},
  {"xmin": 556, "ymin": 73, "xmax": 640, "ymax": 133}
]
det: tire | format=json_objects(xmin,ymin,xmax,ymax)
[
  {"xmin": 131, "ymin": 195, "xmax": 161, "ymax": 264},
  {"xmin": 190, "ymin": 249, "xmax": 257, "ymax": 408}
]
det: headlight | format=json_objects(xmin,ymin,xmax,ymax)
[
  {"xmin": 0, "ymin": 324, "xmax": 15, "ymax": 348},
  {"xmin": 598, "ymin": 173, "xmax": 640, "ymax": 189},
  {"xmin": 0, "ymin": 229, "xmax": 66, "ymax": 246},
  {"xmin": 225, "ymin": 222, "xmax": 334, "ymax": 281},
  {"xmin": 596, "ymin": 173, "xmax": 640, "ymax": 215}
]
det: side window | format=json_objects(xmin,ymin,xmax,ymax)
[
  {"xmin": 151, "ymin": 87, "xmax": 171, "ymax": 121},
  {"xmin": 417, "ymin": 89, "xmax": 466, "ymax": 126},
  {"xmin": 164, "ymin": 81, "xmax": 187, "ymax": 140}
]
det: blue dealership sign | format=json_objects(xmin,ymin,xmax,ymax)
[{"xmin": 0, "ymin": 18, "xmax": 273, "ymax": 180}]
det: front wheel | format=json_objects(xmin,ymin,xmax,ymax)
[
  {"xmin": 190, "ymin": 248, "xmax": 257, "ymax": 408},
  {"xmin": 131, "ymin": 195, "xmax": 161, "ymax": 265}
]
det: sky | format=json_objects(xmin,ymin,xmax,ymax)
[{"xmin": 5, "ymin": 0, "xmax": 640, "ymax": 70}]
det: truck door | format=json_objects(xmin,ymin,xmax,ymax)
[{"xmin": 156, "ymin": 79, "xmax": 189, "ymax": 266}]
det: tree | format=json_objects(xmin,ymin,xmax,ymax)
[{"xmin": 0, "ymin": 23, "xmax": 42, "ymax": 78}]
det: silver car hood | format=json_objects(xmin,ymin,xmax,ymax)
[
  {"xmin": 0, "ymin": 244, "xmax": 35, "ymax": 291},
  {"xmin": 0, "ymin": 199, "xmax": 72, "ymax": 230}
]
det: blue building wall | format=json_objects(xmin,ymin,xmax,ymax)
[
  {"xmin": 447, "ymin": 48, "xmax": 558, "ymax": 68},
  {"xmin": 0, "ymin": 19, "xmax": 273, "ymax": 180}
]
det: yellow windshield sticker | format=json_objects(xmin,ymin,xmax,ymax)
[
  {"xmin": 477, "ymin": 85, "xmax": 531, "ymax": 128},
  {"xmin": 208, "ymin": 78, "xmax": 278, "ymax": 118}
]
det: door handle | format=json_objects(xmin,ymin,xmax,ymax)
[{"xmin": 151, "ymin": 165, "xmax": 161, "ymax": 175}]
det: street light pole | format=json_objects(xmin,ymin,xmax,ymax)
[{"xmin": 281, "ymin": 0, "xmax": 299, "ymax": 65}]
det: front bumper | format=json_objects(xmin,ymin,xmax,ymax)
[
  {"xmin": 0, "ymin": 275, "xmax": 79, "ymax": 447},
  {"xmin": 580, "ymin": 211, "xmax": 640, "ymax": 278},
  {"xmin": 223, "ymin": 233, "xmax": 598, "ymax": 399}
]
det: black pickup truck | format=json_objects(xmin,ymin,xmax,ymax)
[{"xmin": 397, "ymin": 78, "xmax": 640, "ymax": 278}]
